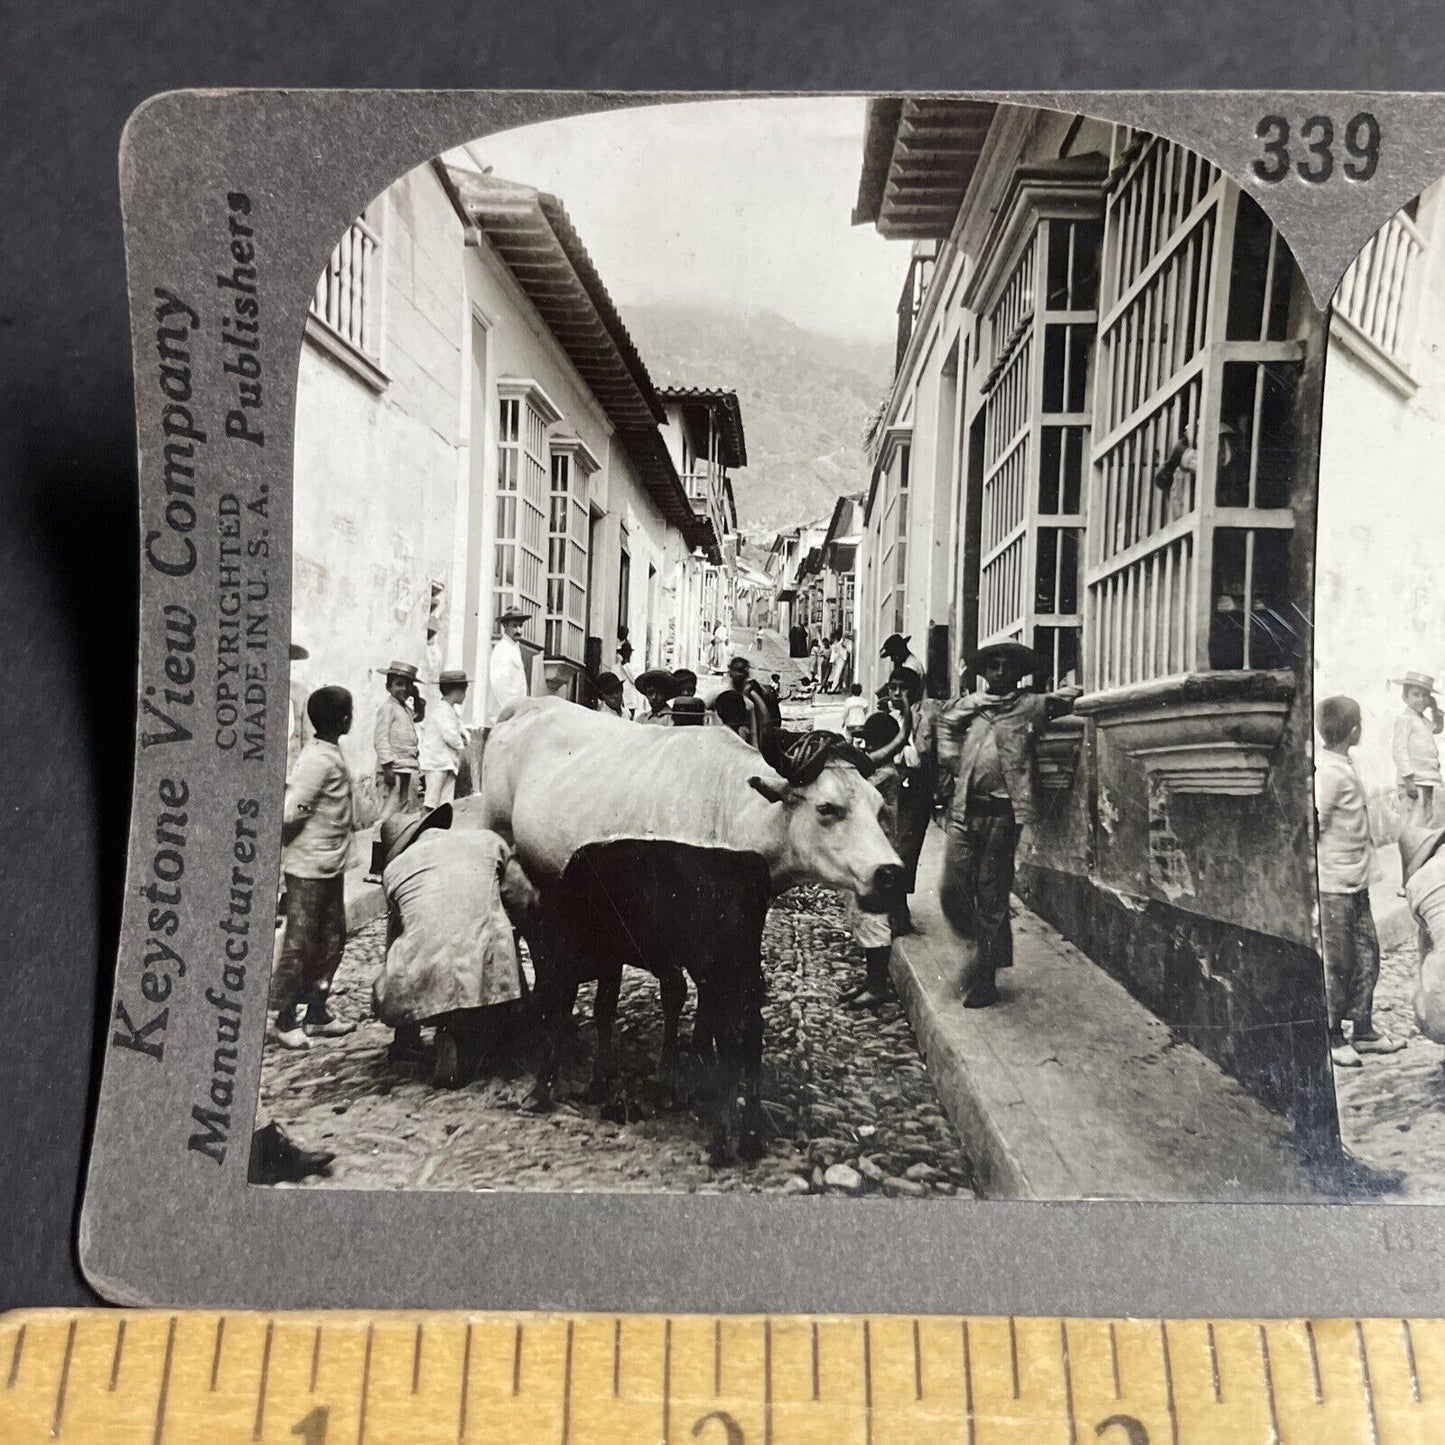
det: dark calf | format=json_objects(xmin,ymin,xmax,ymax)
[{"xmin": 509, "ymin": 840, "xmax": 773, "ymax": 1162}]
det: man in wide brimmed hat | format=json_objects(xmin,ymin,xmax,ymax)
[
  {"xmin": 373, "ymin": 658, "xmax": 420, "ymax": 813},
  {"xmin": 1391, "ymin": 669, "xmax": 1445, "ymax": 824},
  {"xmin": 419, "ymin": 668, "xmax": 470, "ymax": 809},
  {"xmin": 915, "ymin": 640, "xmax": 1080, "ymax": 1008},
  {"xmin": 880, "ymin": 632, "xmax": 925, "ymax": 678},
  {"xmin": 486, "ymin": 605, "xmax": 534, "ymax": 728},
  {"xmin": 633, "ymin": 668, "xmax": 679, "ymax": 724}
]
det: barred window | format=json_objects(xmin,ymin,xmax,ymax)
[
  {"xmin": 976, "ymin": 181, "xmax": 1103, "ymax": 686},
  {"xmin": 1084, "ymin": 133, "xmax": 1304, "ymax": 691},
  {"xmin": 545, "ymin": 441, "xmax": 596, "ymax": 663},
  {"xmin": 310, "ymin": 214, "xmax": 382, "ymax": 363},
  {"xmin": 495, "ymin": 380, "xmax": 560, "ymax": 645}
]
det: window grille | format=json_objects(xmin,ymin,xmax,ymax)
[
  {"xmin": 495, "ymin": 381, "xmax": 559, "ymax": 646},
  {"xmin": 545, "ymin": 447, "xmax": 593, "ymax": 663},
  {"xmin": 1334, "ymin": 204, "xmax": 1426, "ymax": 372},
  {"xmin": 977, "ymin": 206, "xmax": 1102, "ymax": 685},
  {"xmin": 1084, "ymin": 133, "xmax": 1303, "ymax": 691},
  {"xmin": 310, "ymin": 215, "xmax": 382, "ymax": 362}
]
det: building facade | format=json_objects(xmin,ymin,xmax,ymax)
[
  {"xmin": 1316, "ymin": 184, "xmax": 1445, "ymax": 816},
  {"xmin": 291, "ymin": 158, "xmax": 742, "ymax": 815},
  {"xmin": 855, "ymin": 100, "xmax": 1337, "ymax": 1152}
]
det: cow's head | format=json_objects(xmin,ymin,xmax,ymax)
[{"xmin": 749, "ymin": 730, "xmax": 904, "ymax": 906}]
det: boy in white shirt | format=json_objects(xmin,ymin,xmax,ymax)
[
  {"xmin": 841, "ymin": 683, "xmax": 868, "ymax": 738},
  {"xmin": 273, "ymin": 686, "xmax": 358, "ymax": 1050},
  {"xmin": 1316, "ymin": 694, "xmax": 1403, "ymax": 1067},
  {"xmin": 419, "ymin": 669, "xmax": 469, "ymax": 809}
]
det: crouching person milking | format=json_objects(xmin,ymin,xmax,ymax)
[
  {"xmin": 925, "ymin": 642, "xmax": 1080, "ymax": 1008},
  {"xmin": 372, "ymin": 802, "xmax": 528, "ymax": 1088}
]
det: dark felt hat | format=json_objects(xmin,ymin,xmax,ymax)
[
  {"xmin": 594, "ymin": 671, "xmax": 624, "ymax": 695},
  {"xmin": 635, "ymin": 668, "xmax": 679, "ymax": 698},
  {"xmin": 384, "ymin": 660, "xmax": 418, "ymax": 681},
  {"xmin": 438, "ymin": 669, "xmax": 469, "ymax": 688},
  {"xmin": 379, "ymin": 802, "xmax": 453, "ymax": 871},
  {"xmin": 496, "ymin": 605, "xmax": 533, "ymax": 625},
  {"xmin": 289, "ymin": 643, "xmax": 310, "ymax": 661},
  {"xmin": 880, "ymin": 633, "xmax": 911, "ymax": 658},
  {"xmin": 966, "ymin": 641, "xmax": 1041, "ymax": 675}
]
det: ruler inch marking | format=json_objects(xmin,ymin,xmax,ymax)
[
  {"xmin": 412, "ymin": 1322, "xmax": 423, "ymax": 1395},
  {"xmin": 961, "ymin": 1319, "xmax": 975, "ymax": 1445},
  {"xmin": 713, "ymin": 1318, "xmax": 721, "ymax": 1395},
  {"xmin": 109, "ymin": 1319, "xmax": 126, "ymax": 1392},
  {"xmin": 1356, "ymin": 1318, "xmax": 1381, "ymax": 1445},
  {"xmin": 863, "ymin": 1318, "xmax": 874, "ymax": 1445},
  {"xmin": 1159, "ymin": 1319, "xmax": 1179, "ymax": 1445},
  {"xmin": 253, "ymin": 1318, "xmax": 274, "ymax": 1442},
  {"xmin": 310, "ymin": 1323, "xmax": 322, "ymax": 1394},
  {"xmin": 764, "ymin": 1318, "xmax": 773, "ymax": 1445},
  {"xmin": 1403, "ymin": 1318, "xmax": 1422, "ymax": 1403},
  {"xmin": 662, "ymin": 1317, "xmax": 672, "ymax": 1445},
  {"xmin": 1258, "ymin": 1324, "xmax": 1281, "ymax": 1445},
  {"xmin": 560, "ymin": 1319, "xmax": 574, "ymax": 1445},
  {"xmin": 913, "ymin": 1317, "xmax": 923, "ymax": 1401},
  {"xmin": 810, "ymin": 1321, "xmax": 819, "ymax": 1402},
  {"xmin": 1108, "ymin": 1320, "xmax": 1121, "ymax": 1400},
  {"xmin": 209, "ymin": 1316, "xmax": 225, "ymax": 1392},
  {"xmin": 7, "ymin": 1322, "xmax": 25, "ymax": 1389},
  {"xmin": 512, "ymin": 1320, "xmax": 523, "ymax": 1396},
  {"xmin": 50, "ymin": 1317, "xmax": 76, "ymax": 1440},
  {"xmin": 457, "ymin": 1321, "xmax": 472, "ymax": 1445},
  {"xmin": 1305, "ymin": 1317, "xmax": 1323, "ymax": 1403},
  {"xmin": 356, "ymin": 1322, "xmax": 374, "ymax": 1445},
  {"xmin": 612, "ymin": 1318, "xmax": 620, "ymax": 1399},
  {"xmin": 151, "ymin": 1316, "xmax": 177, "ymax": 1445},
  {"xmin": 1206, "ymin": 1320, "xmax": 1222, "ymax": 1402},
  {"xmin": 1008, "ymin": 1315, "xmax": 1020, "ymax": 1400},
  {"xmin": 1060, "ymin": 1319, "xmax": 1078, "ymax": 1445}
]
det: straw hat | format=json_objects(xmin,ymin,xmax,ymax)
[{"xmin": 1391, "ymin": 670, "xmax": 1438, "ymax": 694}]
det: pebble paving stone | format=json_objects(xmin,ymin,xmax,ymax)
[
  {"xmin": 1334, "ymin": 930, "xmax": 1445, "ymax": 1198},
  {"xmin": 259, "ymin": 884, "xmax": 976, "ymax": 1197}
]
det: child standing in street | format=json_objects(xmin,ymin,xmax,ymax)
[
  {"xmin": 272, "ymin": 685, "xmax": 359, "ymax": 1050},
  {"xmin": 1316, "ymin": 694, "xmax": 1404, "ymax": 1068}
]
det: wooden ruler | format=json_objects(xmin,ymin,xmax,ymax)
[{"xmin": 0, "ymin": 1309, "xmax": 1439, "ymax": 1443}]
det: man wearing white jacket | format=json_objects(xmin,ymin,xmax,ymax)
[{"xmin": 486, "ymin": 606, "xmax": 533, "ymax": 727}]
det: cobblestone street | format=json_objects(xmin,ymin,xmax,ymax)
[
  {"xmin": 1335, "ymin": 929, "xmax": 1445, "ymax": 1199},
  {"xmin": 259, "ymin": 885, "xmax": 975, "ymax": 1198}
]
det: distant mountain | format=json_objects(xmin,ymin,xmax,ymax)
[{"xmin": 622, "ymin": 303, "xmax": 895, "ymax": 534}]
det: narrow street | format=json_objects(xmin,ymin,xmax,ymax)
[
  {"xmin": 260, "ymin": 881, "xmax": 975, "ymax": 1198},
  {"xmin": 1335, "ymin": 927, "xmax": 1445, "ymax": 1198}
]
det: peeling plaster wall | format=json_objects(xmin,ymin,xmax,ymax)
[{"xmin": 291, "ymin": 165, "xmax": 468, "ymax": 820}]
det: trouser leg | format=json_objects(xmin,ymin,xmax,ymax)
[
  {"xmin": 940, "ymin": 808, "xmax": 1016, "ymax": 1007},
  {"xmin": 1346, "ymin": 891, "xmax": 1381, "ymax": 1037},
  {"xmin": 1318, "ymin": 892, "xmax": 1354, "ymax": 1035}
]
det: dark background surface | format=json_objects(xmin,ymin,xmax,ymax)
[{"xmin": 3, "ymin": 0, "xmax": 1444, "ymax": 1311}]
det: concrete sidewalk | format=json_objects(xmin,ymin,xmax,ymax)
[{"xmin": 890, "ymin": 827, "xmax": 1321, "ymax": 1200}]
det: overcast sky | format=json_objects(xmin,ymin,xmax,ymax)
[{"xmin": 448, "ymin": 98, "xmax": 907, "ymax": 347}]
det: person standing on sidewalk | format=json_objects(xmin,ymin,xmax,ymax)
[
  {"xmin": 886, "ymin": 666, "xmax": 934, "ymax": 936},
  {"xmin": 487, "ymin": 606, "xmax": 534, "ymax": 727},
  {"xmin": 419, "ymin": 669, "xmax": 469, "ymax": 810},
  {"xmin": 1391, "ymin": 669, "xmax": 1444, "ymax": 824},
  {"xmin": 925, "ymin": 642, "xmax": 1079, "ymax": 1008},
  {"xmin": 1316, "ymin": 694, "xmax": 1404, "ymax": 1068},
  {"xmin": 368, "ymin": 661, "xmax": 421, "ymax": 880},
  {"xmin": 272, "ymin": 685, "xmax": 359, "ymax": 1050}
]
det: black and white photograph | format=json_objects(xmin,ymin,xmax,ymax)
[{"xmin": 247, "ymin": 95, "xmax": 1399, "ymax": 1203}]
